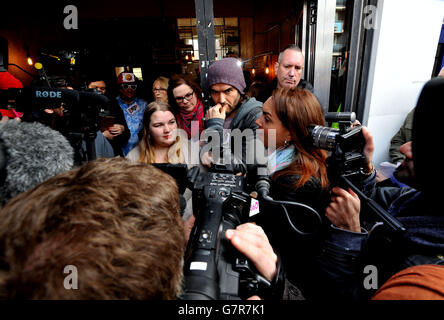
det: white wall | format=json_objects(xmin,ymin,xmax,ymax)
[{"xmin": 363, "ymin": 0, "xmax": 444, "ymax": 167}]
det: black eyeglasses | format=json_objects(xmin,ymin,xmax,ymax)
[
  {"xmin": 174, "ymin": 91, "xmax": 194, "ymax": 103},
  {"xmin": 121, "ymin": 84, "xmax": 137, "ymax": 90}
]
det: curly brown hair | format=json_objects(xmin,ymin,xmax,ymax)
[{"xmin": 0, "ymin": 157, "xmax": 184, "ymax": 299}]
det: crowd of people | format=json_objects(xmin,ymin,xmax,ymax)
[{"xmin": 0, "ymin": 43, "xmax": 443, "ymax": 301}]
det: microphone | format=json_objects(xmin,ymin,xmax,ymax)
[
  {"xmin": 78, "ymin": 90, "xmax": 110, "ymax": 107},
  {"xmin": 0, "ymin": 87, "xmax": 109, "ymax": 113},
  {"xmin": 0, "ymin": 120, "xmax": 74, "ymax": 206},
  {"xmin": 6, "ymin": 87, "xmax": 80, "ymax": 112}
]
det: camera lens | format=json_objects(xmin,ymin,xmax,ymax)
[{"xmin": 308, "ymin": 125, "xmax": 338, "ymax": 150}]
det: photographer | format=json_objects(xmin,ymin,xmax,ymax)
[
  {"xmin": 254, "ymin": 87, "xmax": 375, "ymax": 300},
  {"xmin": 320, "ymin": 77, "xmax": 444, "ymax": 300},
  {"xmin": 86, "ymin": 76, "xmax": 129, "ymax": 157}
]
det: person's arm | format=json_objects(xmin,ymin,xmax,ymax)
[
  {"xmin": 225, "ymin": 223, "xmax": 277, "ymax": 282},
  {"xmin": 225, "ymin": 222, "xmax": 286, "ymax": 300},
  {"xmin": 108, "ymin": 102, "xmax": 130, "ymax": 155},
  {"xmin": 205, "ymin": 103, "xmax": 226, "ymax": 131},
  {"xmin": 326, "ymin": 187, "xmax": 361, "ymax": 233},
  {"xmin": 201, "ymin": 104, "xmax": 225, "ymax": 167}
]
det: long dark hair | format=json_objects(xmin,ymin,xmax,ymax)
[{"xmin": 272, "ymin": 87, "xmax": 329, "ymax": 189}]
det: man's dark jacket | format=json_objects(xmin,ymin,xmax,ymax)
[{"xmin": 256, "ymin": 78, "xmax": 314, "ymax": 103}]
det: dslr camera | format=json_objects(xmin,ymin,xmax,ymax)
[
  {"xmin": 308, "ymin": 112, "xmax": 367, "ymax": 183},
  {"xmin": 309, "ymin": 112, "xmax": 405, "ymax": 233}
]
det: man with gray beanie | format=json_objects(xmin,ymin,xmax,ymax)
[{"xmin": 204, "ymin": 57, "xmax": 263, "ymax": 169}]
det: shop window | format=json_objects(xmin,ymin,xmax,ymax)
[{"xmin": 177, "ymin": 17, "xmax": 240, "ymax": 61}]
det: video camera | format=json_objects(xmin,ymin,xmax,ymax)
[
  {"xmin": 178, "ymin": 155, "xmax": 326, "ymax": 300},
  {"xmin": 0, "ymin": 86, "xmax": 110, "ymax": 164},
  {"xmin": 181, "ymin": 163, "xmax": 279, "ymax": 300}
]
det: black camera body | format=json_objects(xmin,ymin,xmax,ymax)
[
  {"xmin": 182, "ymin": 164, "xmax": 272, "ymax": 300},
  {"xmin": 309, "ymin": 112, "xmax": 406, "ymax": 233},
  {"xmin": 308, "ymin": 112, "xmax": 367, "ymax": 183}
]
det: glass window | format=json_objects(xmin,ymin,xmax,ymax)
[{"xmin": 177, "ymin": 17, "xmax": 240, "ymax": 61}]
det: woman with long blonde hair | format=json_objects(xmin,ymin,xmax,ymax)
[
  {"xmin": 126, "ymin": 101, "xmax": 193, "ymax": 234},
  {"xmin": 127, "ymin": 101, "xmax": 189, "ymax": 164}
]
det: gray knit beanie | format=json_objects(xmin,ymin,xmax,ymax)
[{"xmin": 207, "ymin": 58, "xmax": 246, "ymax": 94}]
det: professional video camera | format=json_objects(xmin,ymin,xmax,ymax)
[
  {"xmin": 181, "ymin": 163, "xmax": 276, "ymax": 300},
  {"xmin": 0, "ymin": 86, "xmax": 110, "ymax": 164},
  {"xmin": 178, "ymin": 154, "xmax": 326, "ymax": 300},
  {"xmin": 308, "ymin": 112, "xmax": 406, "ymax": 233}
]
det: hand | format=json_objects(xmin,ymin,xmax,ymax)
[
  {"xmin": 361, "ymin": 126, "xmax": 375, "ymax": 173},
  {"xmin": 200, "ymin": 151, "xmax": 214, "ymax": 167},
  {"xmin": 326, "ymin": 187, "xmax": 361, "ymax": 233},
  {"xmin": 183, "ymin": 214, "xmax": 195, "ymax": 245},
  {"xmin": 225, "ymin": 223, "xmax": 277, "ymax": 282},
  {"xmin": 351, "ymin": 119, "xmax": 361, "ymax": 128},
  {"xmin": 102, "ymin": 130, "xmax": 115, "ymax": 140},
  {"xmin": 109, "ymin": 124, "xmax": 124, "ymax": 136},
  {"xmin": 205, "ymin": 104, "xmax": 227, "ymax": 120}
]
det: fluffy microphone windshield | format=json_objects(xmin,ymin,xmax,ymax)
[{"xmin": 0, "ymin": 120, "xmax": 74, "ymax": 205}]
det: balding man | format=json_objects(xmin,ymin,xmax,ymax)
[{"xmin": 257, "ymin": 45, "xmax": 313, "ymax": 102}]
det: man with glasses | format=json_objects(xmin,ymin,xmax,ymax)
[
  {"xmin": 116, "ymin": 72, "xmax": 148, "ymax": 156},
  {"xmin": 256, "ymin": 45, "xmax": 313, "ymax": 103}
]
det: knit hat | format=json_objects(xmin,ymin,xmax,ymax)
[{"xmin": 207, "ymin": 58, "xmax": 246, "ymax": 93}]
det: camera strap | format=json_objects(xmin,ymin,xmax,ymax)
[{"xmin": 263, "ymin": 251, "xmax": 286, "ymax": 300}]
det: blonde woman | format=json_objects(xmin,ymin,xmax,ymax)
[
  {"xmin": 152, "ymin": 76, "xmax": 169, "ymax": 103},
  {"xmin": 127, "ymin": 101, "xmax": 189, "ymax": 164},
  {"xmin": 126, "ymin": 101, "xmax": 194, "ymax": 230}
]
